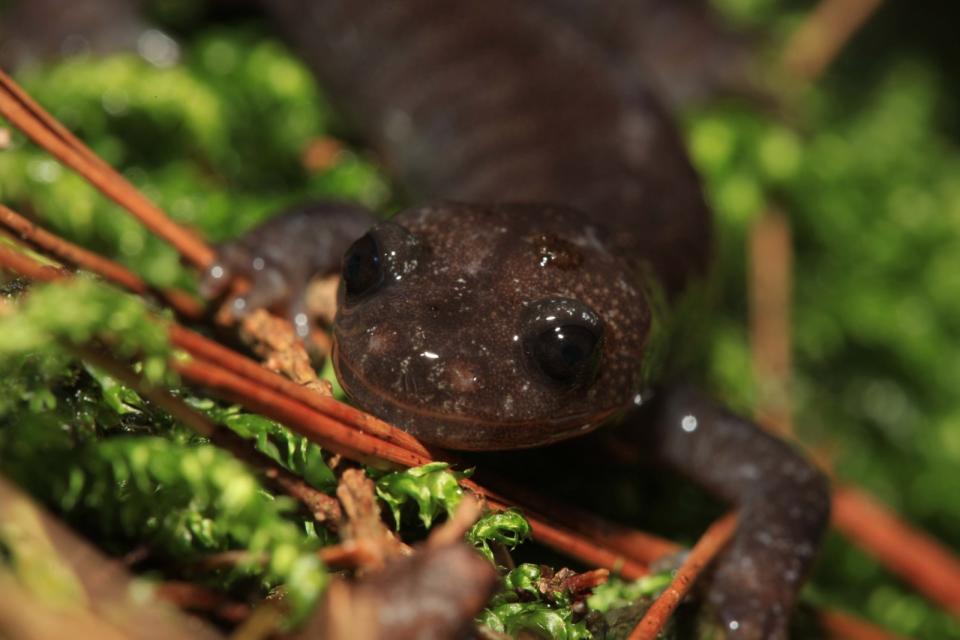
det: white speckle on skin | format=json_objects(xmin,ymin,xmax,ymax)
[
  {"xmin": 739, "ymin": 464, "xmax": 759, "ymax": 480},
  {"xmin": 681, "ymin": 415, "xmax": 698, "ymax": 433},
  {"xmin": 385, "ymin": 109, "xmax": 413, "ymax": 143},
  {"xmin": 293, "ymin": 313, "xmax": 309, "ymax": 337}
]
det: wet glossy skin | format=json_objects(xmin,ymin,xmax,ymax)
[
  {"xmin": 333, "ymin": 203, "xmax": 655, "ymax": 449},
  {"xmin": 206, "ymin": 1, "xmax": 831, "ymax": 637}
]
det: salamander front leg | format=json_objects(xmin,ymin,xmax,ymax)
[
  {"xmin": 636, "ymin": 384, "xmax": 830, "ymax": 639},
  {"xmin": 201, "ymin": 201, "xmax": 377, "ymax": 336}
]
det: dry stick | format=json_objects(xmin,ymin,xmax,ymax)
[
  {"xmin": 819, "ymin": 608, "xmax": 909, "ymax": 640},
  {"xmin": 464, "ymin": 480, "xmax": 649, "ymax": 580},
  {"xmin": 74, "ymin": 346, "xmax": 342, "ymax": 525},
  {"xmin": 627, "ymin": 513, "xmax": 738, "ymax": 640},
  {"xmin": 0, "ymin": 66, "xmax": 112, "ymax": 171},
  {"xmin": 783, "ymin": 0, "xmax": 885, "ymax": 82},
  {"xmin": 0, "ymin": 70, "xmax": 215, "ymax": 269},
  {"xmin": 749, "ymin": 209, "xmax": 794, "ymax": 437},
  {"xmin": 177, "ymin": 357, "xmax": 428, "ymax": 470},
  {"xmin": 154, "ymin": 582, "xmax": 250, "ymax": 625},
  {"xmin": 168, "ymin": 325, "xmax": 433, "ymax": 458},
  {"xmin": 475, "ymin": 471, "xmax": 681, "ymax": 564},
  {"xmin": 201, "ymin": 542, "xmax": 380, "ymax": 572},
  {"xmin": 0, "ymin": 191, "xmax": 430, "ymax": 456},
  {"xmin": 562, "ymin": 568, "xmax": 611, "ymax": 594},
  {"xmin": 319, "ymin": 541, "xmax": 381, "ymax": 570},
  {"xmin": 0, "ymin": 196, "xmax": 424, "ymax": 454},
  {"xmin": 834, "ymin": 486, "xmax": 960, "ymax": 617},
  {"xmin": 0, "ymin": 204, "xmax": 203, "ymax": 319},
  {"xmin": 0, "ymin": 242, "xmax": 71, "ymax": 282}
]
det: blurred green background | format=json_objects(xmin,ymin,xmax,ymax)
[{"xmin": 2, "ymin": 0, "xmax": 960, "ymax": 637}]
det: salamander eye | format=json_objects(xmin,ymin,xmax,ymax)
[
  {"xmin": 341, "ymin": 222, "xmax": 422, "ymax": 303},
  {"xmin": 527, "ymin": 324, "xmax": 601, "ymax": 386},
  {"xmin": 522, "ymin": 298, "xmax": 603, "ymax": 388},
  {"xmin": 343, "ymin": 233, "xmax": 383, "ymax": 298}
]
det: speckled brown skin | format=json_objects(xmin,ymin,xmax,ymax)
[
  {"xmin": 523, "ymin": 0, "xmax": 755, "ymax": 109},
  {"xmin": 209, "ymin": 1, "xmax": 831, "ymax": 637},
  {"xmin": 639, "ymin": 385, "xmax": 830, "ymax": 638},
  {"xmin": 333, "ymin": 202, "xmax": 653, "ymax": 450},
  {"xmin": 264, "ymin": 0, "xmax": 712, "ymax": 296}
]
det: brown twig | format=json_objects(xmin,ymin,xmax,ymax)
[
  {"xmin": 749, "ymin": 209, "xmax": 794, "ymax": 437},
  {"xmin": 74, "ymin": 346, "xmax": 343, "ymax": 527},
  {"xmin": 560, "ymin": 568, "xmax": 610, "ymax": 595},
  {"xmin": 833, "ymin": 486, "xmax": 960, "ymax": 616},
  {"xmin": 463, "ymin": 481, "xmax": 649, "ymax": 580},
  {"xmin": 783, "ymin": 0, "xmax": 884, "ymax": 82},
  {"xmin": 154, "ymin": 582, "xmax": 251, "ymax": 625},
  {"xmin": 168, "ymin": 325, "xmax": 434, "ymax": 458},
  {"xmin": 0, "ymin": 69, "xmax": 215, "ymax": 268},
  {"xmin": 475, "ymin": 472, "xmax": 681, "ymax": 564},
  {"xmin": 0, "ymin": 242, "xmax": 70, "ymax": 282},
  {"xmin": 627, "ymin": 513, "xmax": 738, "ymax": 640},
  {"xmin": 0, "ymin": 206, "xmax": 428, "ymax": 457},
  {"xmin": 176, "ymin": 357, "xmax": 429, "ymax": 469},
  {"xmin": 319, "ymin": 541, "xmax": 382, "ymax": 570},
  {"xmin": 201, "ymin": 541, "xmax": 383, "ymax": 573},
  {"xmin": 820, "ymin": 608, "xmax": 909, "ymax": 640},
  {"xmin": 0, "ymin": 203, "xmax": 203, "ymax": 318}
]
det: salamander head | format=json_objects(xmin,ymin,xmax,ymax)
[{"xmin": 332, "ymin": 201, "xmax": 662, "ymax": 450}]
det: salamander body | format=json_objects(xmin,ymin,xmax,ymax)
[{"xmin": 204, "ymin": 2, "xmax": 831, "ymax": 637}]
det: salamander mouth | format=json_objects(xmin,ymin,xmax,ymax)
[{"xmin": 332, "ymin": 340, "xmax": 615, "ymax": 451}]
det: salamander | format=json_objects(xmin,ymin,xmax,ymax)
[{"xmin": 202, "ymin": 1, "xmax": 831, "ymax": 637}]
